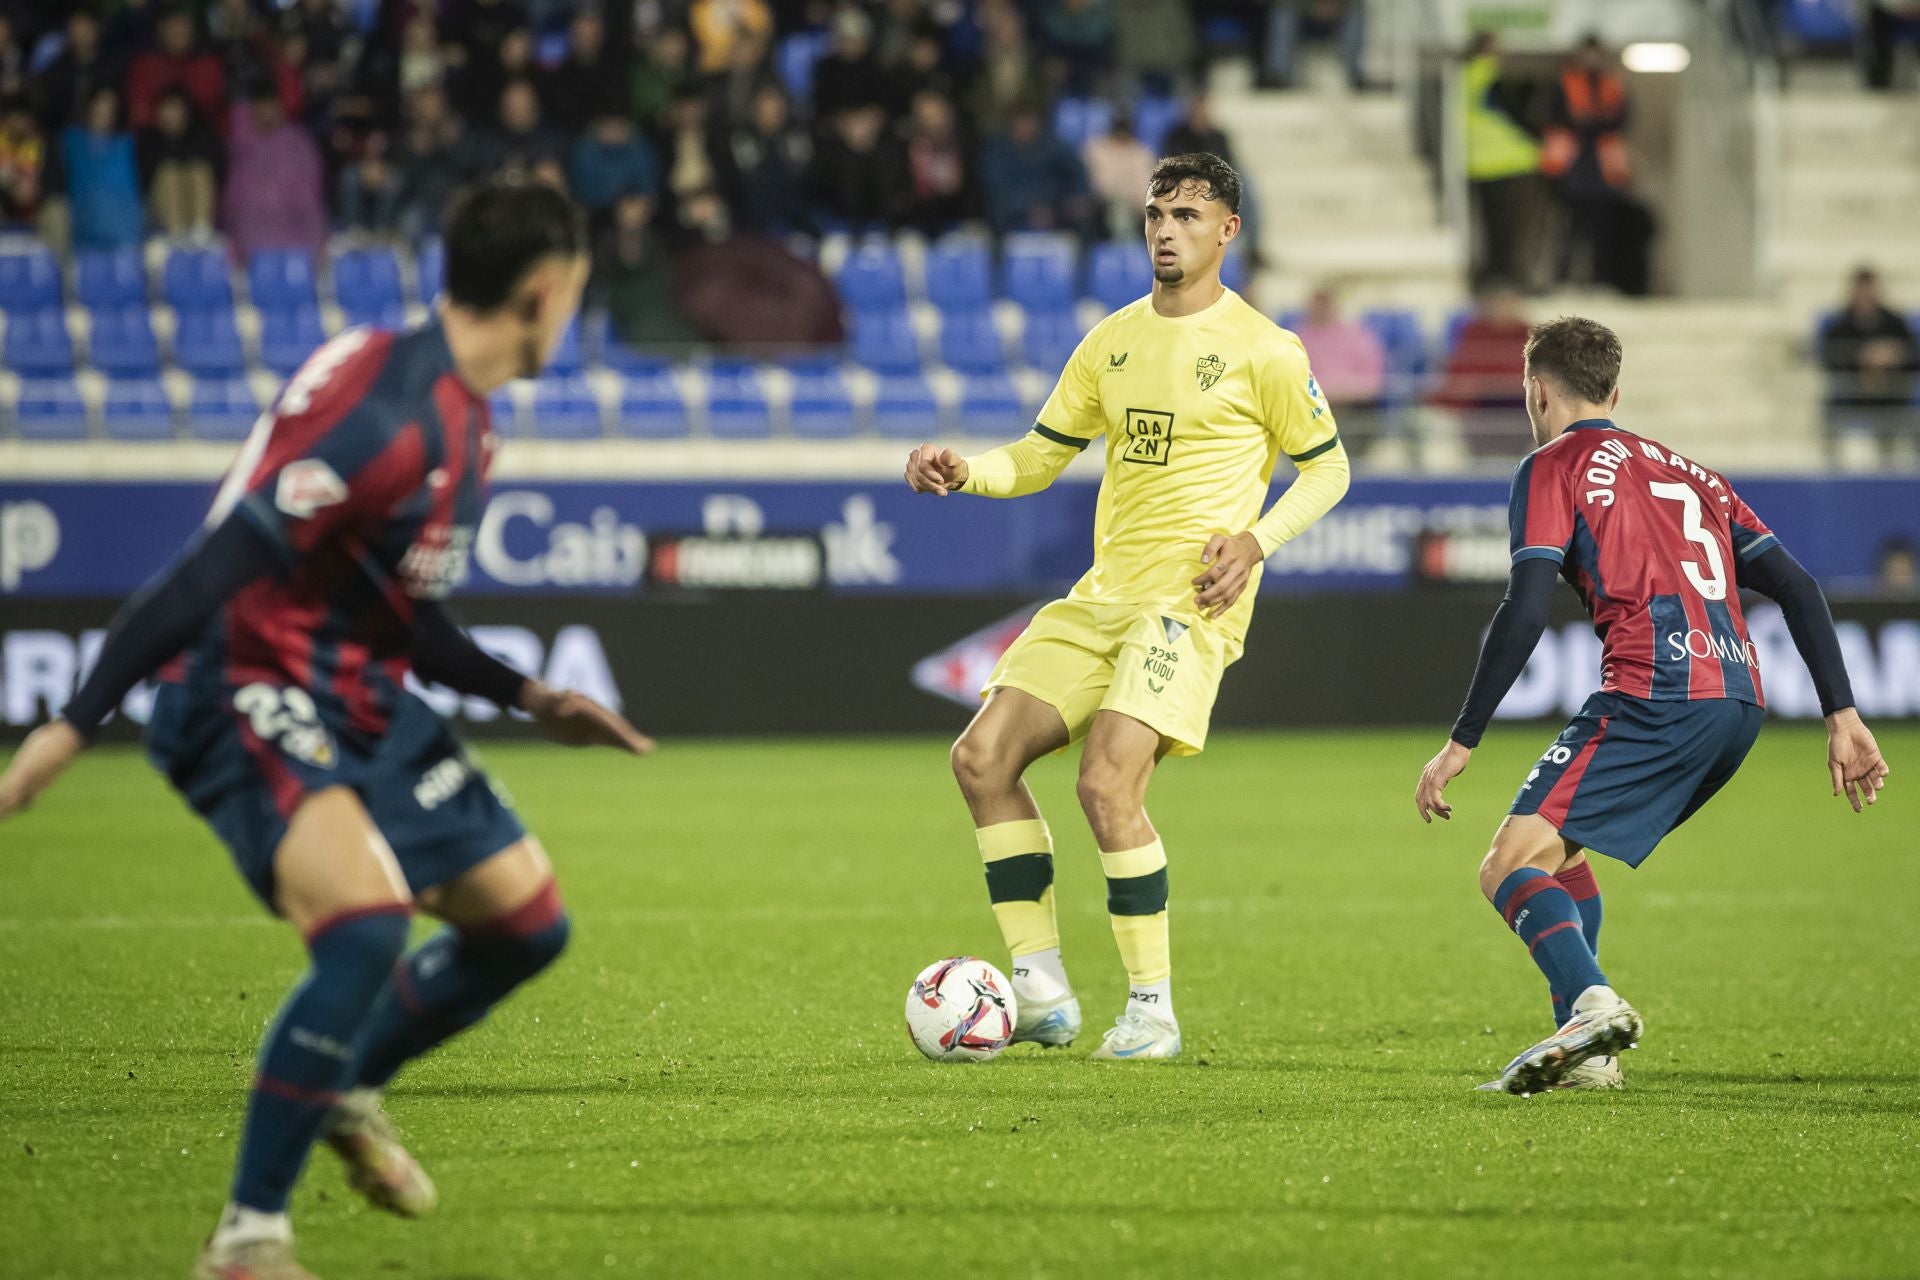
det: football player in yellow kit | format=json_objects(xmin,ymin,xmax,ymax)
[{"xmin": 905, "ymin": 153, "xmax": 1351, "ymax": 1059}]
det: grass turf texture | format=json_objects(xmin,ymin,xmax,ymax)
[{"xmin": 1, "ymin": 728, "xmax": 1915, "ymax": 1279}]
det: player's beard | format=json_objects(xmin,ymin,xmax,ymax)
[{"xmin": 1153, "ymin": 262, "xmax": 1185, "ymax": 284}]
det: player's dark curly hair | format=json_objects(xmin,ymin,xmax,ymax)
[
  {"xmin": 443, "ymin": 176, "xmax": 588, "ymax": 312},
  {"xmin": 1523, "ymin": 316, "xmax": 1622, "ymax": 404},
  {"xmin": 1148, "ymin": 153, "xmax": 1242, "ymax": 215}
]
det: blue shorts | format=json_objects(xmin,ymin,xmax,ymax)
[
  {"xmin": 1509, "ymin": 692, "xmax": 1765, "ymax": 867},
  {"xmin": 145, "ymin": 681, "xmax": 526, "ymax": 909}
]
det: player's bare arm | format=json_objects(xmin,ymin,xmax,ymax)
[
  {"xmin": 905, "ymin": 443, "xmax": 968, "ymax": 495},
  {"xmin": 1191, "ymin": 531, "xmax": 1264, "ymax": 619},
  {"xmin": 1825, "ymin": 707, "xmax": 1889, "ymax": 812}
]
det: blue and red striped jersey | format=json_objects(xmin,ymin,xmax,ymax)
[
  {"xmin": 185, "ymin": 320, "xmax": 496, "ymax": 742},
  {"xmin": 1509, "ymin": 419, "xmax": 1778, "ymax": 705}
]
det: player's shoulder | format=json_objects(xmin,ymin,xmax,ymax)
[
  {"xmin": 1229, "ymin": 295, "xmax": 1310, "ymax": 366},
  {"xmin": 280, "ymin": 323, "xmax": 448, "ymax": 432}
]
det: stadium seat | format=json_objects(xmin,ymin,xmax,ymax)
[
  {"xmin": 529, "ymin": 374, "xmax": 605, "ymax": 439},
  {"xmin": 1003, "ymin": 240, "xmax": 1079, "ymax": 312},
  {"xmin": 1780, "ymin": 0, "xmax": 1858, "ymax": 43},
  {"xmin": 187, "ymin": 376, "xmax": 263, "ymax": 440},
  {"xmin": 0, "ymin": 246, "xmax": 62, "ymax": 311},
  {"xmin": 924, "ymin": 240, "xmax": 994, "ymax": 312},
  {"xmin": 162, "ymin": 246, "xmax": 234, "ymax": 313},
  {"xmin": 937, "ymin": 308, "xmax": 1007, "ymax": 374},
  {"xmin": 86, "ymin": 306, "xmax": 161, "ymax": 376},
  {"xmin": 332, "ymin": 246, "xmax": 406, "ymax": 325},
  {"xmin": 850, "ymin": 309, "xmax": 922, "ymax": 375},
  {"xmin": 258, "ymin": 305, "xmax": 328, "ymax": 377},
  {"xmin": 777, "ymin": 30, "xmax": 831, "ymax": 104},
  {"xmin": 248, "ymin": 250, "xmax": 320, "ymax": 314},
  {"xmin": 173, "ymin": 307, "xmax": 248, "ymax": 377},
  {"xmin": 704, "ymin": 364, "xmax": 773, "ymax": 438},
  {"xmin": 1221, "ymin": 249, "xmax": 1249, "ymax": 293},
  {"xmin": 487, "ymin": 387, "xmax": 521, "ymax": 434},
  {"xmin": 1133, "ymin": 96, "xmax": 1181, "ymax": 154},
  {"xmin": 1052, "ymin": 97, "xmax": 1113, "ymax": 149},
  {"xmin": 957, "ymin": 373, "xmax": 1023, "ymax": 436},
  {"xmin": 1088, "ymin": 241, "xmax": 1152, "ymax": 312},
  {"xmin": 787, "ymin": 367, "xmax": 857, "ymax": 438},
  {"xmin": 1362, "ymin": 308, "xmax": 1429, "ymax": 385},
  {"xmin": 416, "ymin": 238, "xmax": 444, "ymax": 303},
  {"xmin": 870, "ymin": 373, "xmax": 941, "ymax": 438},
  {"xmin": 1444, "ymin": 307, "xmax": 1473, "ymax": 356},
  {"xmin": 616, "ymin": 369, "xmax": 690, "ymax": 438},
  {"xmin": 75, "ymin": 247, "xmax": 149, "ymax": 310},
  {"xmin": 15, "ymin": 376, "xmax": 90, "ymax": 440},
  {"xmin": 545, "ymin": 316, "xmax": 585, "ymax": 376},
  {"xmin": 3, "ymin": 308, "xmax": 76, "ymax": 375},
  {"xmin": 1277, "ymin": 307, "xmax": 1307, "ymax": 332},
  {"xmin": 1021, "ymin": 307, "xmax": 1084, "ymax": 375},
  {"xmin": 834, "ymin": 244, "xmax": 908, "ymax": 313},
  {"xmin": 101, "ymin": 376, "xmax": 176, "ymax": 440}
]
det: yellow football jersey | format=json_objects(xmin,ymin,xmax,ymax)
[{"xmin": 1033, "ymin": 288, "xmax": 1340, "ymax": 640}]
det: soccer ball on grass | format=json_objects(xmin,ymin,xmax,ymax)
[{"xmin": 904, "ymin": 957, "xmax": 1016, "ymax": 1062}]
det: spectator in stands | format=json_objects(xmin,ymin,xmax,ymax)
[
  {"xmin": 493, "ymin": 77, "xmax": 565, "ymax": 174},
  {"xmin": 968, "ymin": 1, "xmax": 1046, "ymax": 131},
  {"xmin": 812, "ymin": 8, "xmax": 886, "ymax": 120},
  {"xmin": 220, "ymin": 73, "xmax": 327, "ymax": 263},
  {"xmin": 1114, "ymin": 0, "xmax": 1196, "ymax": 98},
  {"xmin": 392, "ymin": 16, "xmax": 447, "ymax": 102},
  {"xmin": 980, "ymin": 102, "xmax": 1090, "ymax": 236},
  {"xmin": 594, "ymin": 190, "xmax": 700, "ymax": 351},
  {"xmin": 873, "ymin": 0, "xmax": 940, "ymax": 69},
  {"xmin": 127, "ymin": 9, "xmax": 228, "ymax": 134},
  {"xmin": 138, "ymin": 86, "xmax": 220, "ymax": 239},
  {"xmin": 659, "ymin": 88, "xmax": 722, "ymax": 232},
  {"xmin": 58, "ymin": 85, "xmax": 144, "ymax": 250},
  {"xmin": 1162, "ymin": 89, "xmax": 1233, "ymax": 162},
  {"xmin": 1084, "ymin": 109, "xmax": 1154, "ymax": 241},
  {"xmin": 1864, "ymin": 0, "xmax": 1920, "ymax": 90},
  {"xmin": 336, "ymin": 122, "xmax": 403, "ymax": 234},
  {"xmin": 1461, "ymin": 32, "xmax": 1540, "ymax": 291},
  {"xmin": 900, "ymin": 88, "xmax": 975, "ymax": 235},
  {"xmin": 1821, "ymin": 266, "xmax": 1920, "ymax": 451},
  {"xmin": 1292, "ymin": 285, "xmax": 1387, "ymax": 442},
  {"xmin": 446, "ymin": 8, "xmax": 533, "ymax": 124},
  {"xmin": 393, "ymin": 84, "xmax": 487, "ymax": 240},
  {"xmin": 34, "ymin": 9, "xmax": 119, "ymax": 134},
  {"xmin": 889, "ymin": 30, "xmax": 959, "ymax": 115},
  {"xmin": 0, "ymin": 14, "xmax": 29, "ymax": 102},
  {"xmin": 1037, "ymin": 0, "xmax": 1117, "ymax": 93},
  {"xmin": 1262, "ymin": 0, "xmax": 1367, "ymax": 91},
  {"xmin": 722, "ymin": 81, "xmax": 814, "ymax": 235},
  {"xmin": 1876, "ymin": 537, "xmax": 1918, "ymax": 595},
  {"xmin": 1430, "ymin": 283, "xmax": 1529, "ymax": 455},
  {"xmin": 705, "ymin": 24, "xmax": 773, "ymax": 133},
  {"xmin": 1543, "ymin": 35, "xmax": 1633, "ymax": 289},
  {"xmin": 809, "ymin": 101, "xmax": 904, "ymax": 230},
  {"xmin": 689, "ymin": 0, "xmax": 773, "ymax": 76},
  {"xmin": 287, "ymin": 0, "xmax": 351, "ymax": 78},
  {"xmin": 544, "ymin": 7, "xmax": 631, "ymax": 135},
  {"xmin": 0, "ymin": 95, "xmax": 44, "ymax": 228},
  {"xmin": 205, "ymin": 0, "xmax": 260, "ymax": 79},
  {"xmin": 629, "ymin": 24, "xmax": 691, "ymax": 132},
  {"xmin": 571, "ymin": 112, "xmax": 658, "ymax": 225}
]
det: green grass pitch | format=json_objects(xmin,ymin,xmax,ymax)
[{"xmin": 2, "ymin": 727, "xmax": 1916, "ymax": 1279}]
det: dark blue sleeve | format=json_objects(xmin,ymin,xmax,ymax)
[
  {"xmin": 411, "ymin": 601, "xmax": 530, "ymax": 710},
  {"xmin": 1738, "ymin": 543, "xmax": 1854, "ymax": 716},
  {"xmin": 1450, "ymin": 556, "xmax": 1562, "ymax": 748},
  {"xmin": 61, "ymin": 514, "xmax": 282, "ymax": 737}
]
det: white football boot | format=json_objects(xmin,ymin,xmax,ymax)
[
  {"xmin": 323, "ymin": 1089, "xmax": 438, "ymax": 1218},
  {"xmin": 1476, "ymin": 1053, "xmax": 1625, "ymax": 1093},
  {"xmin": 1488, "ymin": 985, "xmax": 1642, "ymax": 1096},
  {"xmin": 1089, "ymin": 1009, "xmax": 1181, "ymax": 1061},
  {"xmin": 192, "ymin": 1236, "xmax": 318, "ymax": 1280},
  {"xmin": 1010, "ymin": 989, "xmax": 1082, "ymax": 1047}
]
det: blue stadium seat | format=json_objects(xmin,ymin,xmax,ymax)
[
  {"xmin": 1003, "ymin": 241, "xmax": 1079, "ymax": 312},
  {"xmin": 187, "ymin": 376, "xmax": 263, "ymax": 440},
  {"xmin": 75, "ymin": 247, "xmax": 148, "ymax": 310},
  {"xmin": 0, "ymin": 246, "xmax": 62, "ymax": 311},
  {"xmin": 850, "ymin": 309, "xmax": 922, "ymax": 375},
  {"xmin": 87, "ymin": 306, "xmax": 161, "ymax": 376},
  {"xmin": 15, "ymin": 376, "xmax": 90, "ymax": 440},
  {"xmin": 957, "ymin": 373, "xmax": 1023, "ymax": 436},
  {"xmin": 248, "ymin": 250, "xmax": 320, "ymax": 314},
  {"xmin": 1444, "ymin": 307, "xmax": 1473, "ymax": 355},
  {"xmin": 1781, "ymin": 0, "xmax": 1858, "ymax": 43},
  {"xmin": 834, "ymin": 244, "xmax": 908, "ymax": 312},
  {"xmin": 415, "ymin": 239, "xmax": 444, "ymax": 303},
  {"xmin": 1021, "ymin": 307, "xmax": 1084, "ymax": 375},
  {"xmin": 616, "ymin": 369, "xmax": 690, "ymax": 438},
  {"xmin": 938, "ymin": 309, "xmax": 1007, "ymax": 374},
  {"xmin": 1362, "ymin": 308, "xmax": 1428, "ymax": 374},
  {"xmin": 1221, "ymin": 248, "xmax": 1249, "ymax": 293},
  {"xmin": 259, "ymin": 305, "xmax": 328, "ymax": 377},
  {"xmin": 777, "ymin": 31, "xmax": 832, "ymax": 105},
  {"xmin": 162, "ymin": 246, "xmax": 234, "ymax": 313},
  {"xmin": 545, "ymin": 316, "xmax": 585, "ymax": 376},
  {"xmin": 1133, "ymin": 96, "xmax": 1181, "ymax": 155},
  {"xmin": 333, "ymin": 246, "xmax": 406, "ymax": 326},
  {"xmin": 1052, "ymin": 97, "xmax": 1113, "ymax": 149},
  {"xmin": 871, "ymin": 373, "xmax": 941, "ymax": 438},
  {"xmin": 1277, "ymin": 307, "xmax": 1307, "ymax": 332},
  {"xmin": 925, "ymin": 240, "xmax": 994, "ymax": 312},
  {"xmin": 173, "ymin": 307, "xmax": 248, "ymax": 377},
  {"xmin": 705, "ymin": 364, "xmax": 773, "ymax": 438},
  {"xmin": 529, "ymin": 374, "xmax": 604, "ymax": 439},
  {"xmin": 3, "ymin": 309, "xmax": 76, "ymax": 375},
  {"xmin": 787, "ymin": 367, "xmax": 857, "ymax": 438},
  {"xmin": 1088, "ymin": 242, "xmax": 1152, "ymax": 312},
  {"xmin": 487, "ymin": 387, "xmax": 521, "ymax": 434},
  {"xmin": 101, "ymin": 376, "xmax": 176, "ymax": 440}
]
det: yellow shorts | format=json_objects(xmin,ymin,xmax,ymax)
[{"xmin": 983, "ymin": 598, "xmax": 1242, "ymax": 756}]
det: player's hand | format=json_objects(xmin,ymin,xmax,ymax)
[
  {"xmin": 1191, "ymin": 531, "xmax": 1264, "ymax": 620},
  {"xmin": 0, "ymin": 719, "xmax": 86, "ymax": 823},
  {"xmin": 520, "ymin": 682, "xmax": 655, "ymax": 755},
  {"xmin": 1826, "ymin": 707, "xmax": 1888, "ymax": 813},
  {"xmin": 1415, "ymin": 739, "xmax": 1471, "ymax": 824},
  {"xmin": 905, "ymin": 443, "xmax": 968, "ymax": 496}
]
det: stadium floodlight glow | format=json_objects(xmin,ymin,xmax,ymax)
[{"xmin": 1622, "ymin": 43, "xmax": 1691, "ymax": 73}]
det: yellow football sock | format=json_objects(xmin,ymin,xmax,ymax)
[
  {"xmin": 976, "ymin": 818, "xmax": 1058, "ymax": 958},
  {"xmin": 1100, "ymin": 839, "xmax": 1170, "ymax": 986}
]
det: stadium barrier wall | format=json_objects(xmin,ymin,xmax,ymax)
[{"xmin": 4, "ymin": 593, "xmax": 1916, "ymax": 744}]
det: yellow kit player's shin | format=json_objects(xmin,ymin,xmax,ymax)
[
  {"xmin": 1100, "ymin": 838, "xmax": 1171, "ymax": 1001},
  {"xmin": 976, "ymin": 820, "xmax": 1078, "ymax": 1045}
]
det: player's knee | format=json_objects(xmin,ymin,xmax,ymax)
[
  {"xmin": 305, "ymin": 904, "xmax": 413, "ymax": 1004},
  {"xmin": 1477, "ymin": 847, "xmax": 1512, "ymax": 903},
  {"xmin": 950, "ymin": 731, "xmax": 1012, "ymax": 797},
  {"xmin": 466, "ymin": 881, "xmax": 570, "ymax": 982},
  {"xmin": 1075, "ymin": 759, "xmax": 1142, "ymax": 826}
]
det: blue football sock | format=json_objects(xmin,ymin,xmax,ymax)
[
  {"xmin": 1549, "ymin": 861, "xmax": 1604, "ymax": 1026},
  {"xmin": 354, "ymin": 882, "xmax": 570, "ymax": 1090},
  {"xmin": 232, "ymin": 905, "xmax": 412, "ymax": 1213},
  {"xmin": 1493, "ymin": 869, "xmax": 1607, "ymax": 1021}
]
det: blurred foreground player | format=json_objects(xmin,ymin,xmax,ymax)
[
  {"xmin": 0, "ymin": 178, "xmax": 652, "ymax": 1278},
  {"xmin": 1414, "ymin": 317, "xmax": 1889, "ymax": 1095}
]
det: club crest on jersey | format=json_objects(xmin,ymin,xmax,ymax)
[
  {"xmin": 1196, "ymin": 353, "xmax": 1226, "ymax": 391},
  {"xmin": 274, "ymin": 459, "xmax": 347, "ymax": 519}
]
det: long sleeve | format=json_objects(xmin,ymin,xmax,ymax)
[
  {"xmin": 1249, "ymin": 440, "xmax": 1350, "ymax": 556},
  {"xmin": 959, "ymin": 426, "xmax": 1091, "ymax": 498},
  {"xmin": 1737, "ymin": 544, "xmax": 1854, "ymax": 716},
  {"xmin": 411, "ymin": 600, "xmax": 530, "ymax": 709},
  {"xmin": 1449, "ymin": 555, "xmax": 1562, "ymax": 748}
]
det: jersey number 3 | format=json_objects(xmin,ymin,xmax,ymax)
[{"xmin": 1648, "ymin": 481, "xmax": 1727, "ymax": 601}]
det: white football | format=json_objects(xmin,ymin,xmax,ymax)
[{"xmin": 904, "ymin": 957, "xmax": 1017, "ymax": 1063}]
